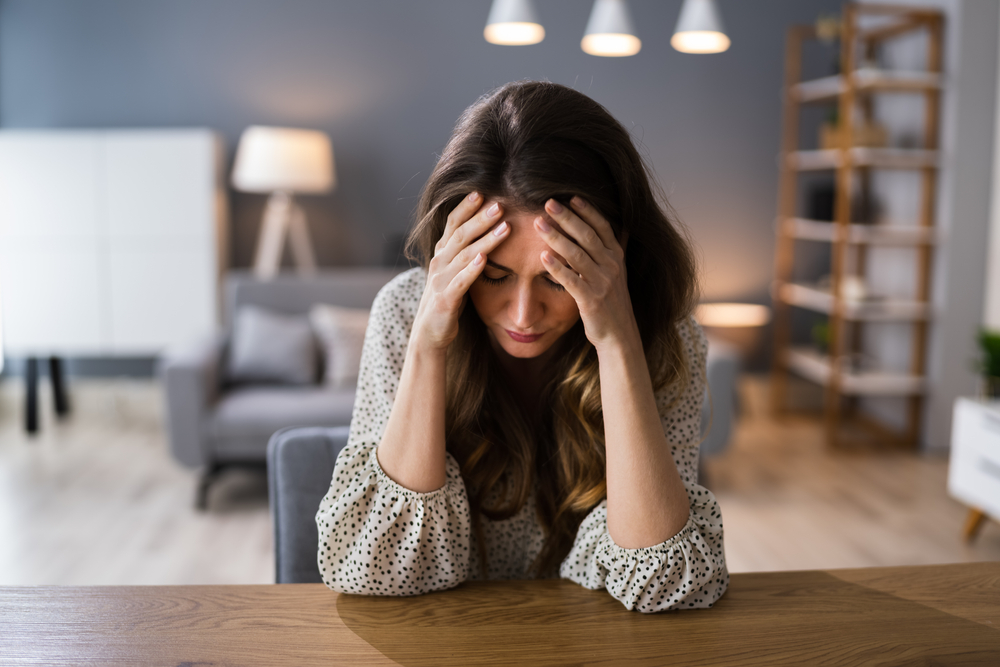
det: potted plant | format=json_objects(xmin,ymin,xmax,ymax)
[
  {"xmin": 812, "ymin": 319, "xmax": 829, "ymax": 355},
  {"xmin": 976, "ymin": 328, "xmax": 1000, "ymax": 399}
]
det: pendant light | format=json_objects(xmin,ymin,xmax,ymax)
[
  {"xmin": 484, "ymin": 0, "xmax": 545, "ymax": 46},
  {"xmin": 671, "ymin": 0, "xmax": 730, "ymax": 54},
  {"xmin": 581, "ymin": 0, "xmax": 641, "ymax": 57}
]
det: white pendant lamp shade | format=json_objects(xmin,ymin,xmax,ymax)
[
  {"xmin": 671, "ymin": 0, "xmax": 730, "ymax": 54},
  {"xmin": 484, "ymin": 0, "xmax": 545, "ymax": 46},
  {"xmin": 581, "ymin": 0, "xmax": 641, "ymax": 57},
  {"xmin": 232, "ymin": 126, "xmax": 336, "ymax": 194}
]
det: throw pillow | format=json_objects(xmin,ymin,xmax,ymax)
[
  {"xmin": 227, "ymin": 305, "xmax": 318, "ymax": 385},
  {"xmin": 309, "ymin": 304, "xmax": 370, "ymax": 388}
]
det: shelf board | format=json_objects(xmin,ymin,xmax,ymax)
[
  {"xmin": 788, "ymin": 147, "xmax": 938, "ymax": 171},
  {"xmin": 793, "ymin": 69, "xmax": 943, "ymax": 104},
  {"xmin": 780, "ymin": 218, "xmax": 937, "ymax": 245},
  {"xmin": 785, "ymin": 347, "xmax": 926, "ymax": 396},
  {"xmin": 777, "ymin": 282, "xmax": 930, "ymax": 321}
]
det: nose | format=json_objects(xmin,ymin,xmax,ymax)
[{"xmin": 510, "ymin": 280, "xmax": 543, "ymax": 330}]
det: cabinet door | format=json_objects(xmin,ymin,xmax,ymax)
[
  {"xmin": 0, "ymin": 132, "xmax": 105, "ymax": 354},
  {"xmin": 0, "ymin": 132, "xmax": 102, "ymax": 239},
  {"xmin": 106, "ymin": 238, "xmax": 216, "ymax": 353},
  {"xmin": 103, "ymin": 130, "xmax": 218, "ymax": 240},
  {"xmin": 948, "ymin": 399, "xmax": 1000, "ymax": 519},
  {"xmin": 0, "ymin": 237, "xmax": 105, "ymax": 354},
  {"xmin": 102, "ymin": 130, "xmax": 222, "ymax": 353}
]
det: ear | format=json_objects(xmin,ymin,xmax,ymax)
[{"xmin": 619, "ymin": 229, "xmax": 630, "ymax": 252}]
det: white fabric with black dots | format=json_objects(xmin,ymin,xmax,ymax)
[{"xmin": 316, "ymin": 267, "xmax": 729, "ymax": 612}]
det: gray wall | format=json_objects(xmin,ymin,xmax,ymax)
[
  {"xmin": 923, "ymin": 0, "xmax": 999, "ymax": 450},
  {"xmin": 0, "ymin": 0, "xmax": 840, "ymax": 307}
]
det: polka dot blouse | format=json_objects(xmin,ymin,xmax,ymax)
[{"xmin": 316, "ymin": 268, "xmax": 729, "ymax": 612}]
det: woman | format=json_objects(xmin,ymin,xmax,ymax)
[{"xmin": 316, "ymin": 81, "xmax": 728, "ymax": 612}]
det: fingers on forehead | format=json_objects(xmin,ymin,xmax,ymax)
[
  {"xmin": 443, "ymin": 196, "xmax": 493, "ymax": 239},
  {"xmin": 537, "ymin": 213, "xmax": 584, "ymax": 249},
  {"xmin": 444, "ymin": 191, "xmax": 481, "ymax": 221},
  {"xmin": 568, "ymin": 201, "xmax": 616, "ymax": 246}
]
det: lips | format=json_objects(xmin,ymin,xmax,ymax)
[{"xmin": 506, "ymin": 329, "xmax": 543, "ymax": 344}]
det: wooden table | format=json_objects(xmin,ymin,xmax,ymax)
[{"xmin": 2, "ymin": 563, "xmax": 998, "ymax": 665}]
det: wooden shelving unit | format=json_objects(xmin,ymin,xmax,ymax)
[{"xmin": 770, "ymin": 4, "xmax": 944, "ymax": 448}]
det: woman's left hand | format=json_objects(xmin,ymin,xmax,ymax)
[{"xmin": 535, "ymin": 197, "xmax": 638, "ymax": 351}]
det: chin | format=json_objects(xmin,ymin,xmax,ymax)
[
  {"xmin": 489, "ymin": 329, "xmax": 555, "ymax": 359},
  {"xmin": 497, "ymin": 341, "xmax": 552, "ymax": 359}
]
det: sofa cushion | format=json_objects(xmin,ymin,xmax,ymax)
[
  {"xmin": 309, "ymin": 304, "xmax": 370, "ymax": 388},
  {"xmin": 209, "ymin": 385, "xmax": 356, "ymax": 443},
  {"xmin": 227, "ymin": 305, "xmax": 318, "ymax": 385}
]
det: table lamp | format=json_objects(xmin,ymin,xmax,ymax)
[
  {"xmin": 695, "ymin": 302, "xmax": 771, "ymax": 357},
  {"xmin": 232, "ymin": 126, "xmax": 336, "ymax": 279}
]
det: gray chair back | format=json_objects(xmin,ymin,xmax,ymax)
[
  {"xmin": 700, "ymin": 340, "xmax": 741, "ymax": 458},
  {"xmin": 267, "ymin": 426, "xmax": 351, "ymax": 584},
  {"xmin": 225, "ymin": 268, "xmax": 401, "ymax": 326}
]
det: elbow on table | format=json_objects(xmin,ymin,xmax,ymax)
[
  {"xmin": 611, "ymin": 530, "xmax": 730, "ymax": 613},
  {"xmin": 625, "ymin": 566, "xmax": 730, "ymax": 614}
]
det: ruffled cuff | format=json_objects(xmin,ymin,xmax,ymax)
[
  {"xmin": 597, "ymin": 514, "xmax": 701, "ymax": 561},
  {"xmin": 316, "ymin": 442, "xmax": 472, "ymax": 595},
  {"xmin": 369, "ymin": 443, "xmax": 466, "ymax": 501},
  {"xmin": 561, "ymin": 492, "xmax": 728, "ymax": 613}
]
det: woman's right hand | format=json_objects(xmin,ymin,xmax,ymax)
[{"xmin": 412, "ymin": 192, "xmax": 509, "ymax": 350}]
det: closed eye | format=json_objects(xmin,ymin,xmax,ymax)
[
  {"xmin": 479, "ymin": 274, "xmax": 509, "ymax": 287},
  {"xmin": 544, "ymin": 276, "xmax": 565, "ymax": 291},
  {"xmin": 479, "ymin": 272, "xmax": 564, "ymax": 291}
]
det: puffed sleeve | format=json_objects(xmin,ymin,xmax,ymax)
[
  {"xmin": 560, "ymin": 317, "xmax": 729, "ymax": 612},
  {"xmin": 316, "ymin": 268, "xmax": 473, "ymax": 595}
]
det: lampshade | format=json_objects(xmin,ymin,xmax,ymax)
[
  {"xmin": 694, "ymin": 303, "xmax": 770, "ymax": 328},
  {"xmin": 695, "ymin": 302, "xmax": 769, "ymax": 357},
  {"xmin": 484, "ymin": 0, "xmax": 545, "ymax": 46},
  {"xmin": 581, "ymin": 0, "xmax": 641, "ymax": 57},
  {"xmin": 231, "ymin": 126, "xmax": 336, "ymax": 194},
  {"xmin": 671, "ymin": 0, "xmax": 730, "ymax": 54}
]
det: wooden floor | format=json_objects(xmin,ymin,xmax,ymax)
[
  {"xmin": 0, "ymin": 378, "xmax": 273, "ymax": 585},
  {"xmin": 0, "ymin": 375, "xmax": 996, "ymax": 586},
  {"xmin": 706, "ymin": 377, "xmax": 1000, "ymax": 572}
]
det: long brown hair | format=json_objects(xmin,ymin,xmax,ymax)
[{"xmin": 406, "ymin": 81, "xmax": 698, "ymax": 576}]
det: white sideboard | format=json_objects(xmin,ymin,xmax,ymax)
[
  {"xmin": 0, "ymin": 129, "xmax": 228, "ymax": 356},
  {"xmin": 948, "ymin": 397, "xmax": 1000, "ymax": 521}
]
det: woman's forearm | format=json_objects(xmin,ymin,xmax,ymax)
[
  {"xmin": 373, "ymin": 195, "xmax": 507, "ymax": 493},
  {"xmin": 375, "ymin": 339, "xmax": 449, "ymax": 492},
  {"xmin": 598, "ymin": 331, "xmax": 691, "ymax": 549}
]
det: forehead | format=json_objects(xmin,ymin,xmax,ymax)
[{"xmin": 487, "ymin": 209, "xmax": 555, "ymax": 271}]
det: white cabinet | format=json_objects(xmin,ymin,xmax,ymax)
[
  {"xmin": 0, "ymin": 129, "xmax": 227, "ymax": 356},
  {"xmin": 948, "ymin": 398, "xmax": 1000, "ymax": 520}
]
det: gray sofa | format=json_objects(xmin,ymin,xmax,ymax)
[
  {"xmin": 267, "ymin": 340, "xmax": 741, "ymax": 583},
  {"xmin": 699, "ymin": 337, "xmax": 741, "ymax": 483},
  {"xmin": 160, "ymin": 269, "xmax": 399, "ymax": 508}
]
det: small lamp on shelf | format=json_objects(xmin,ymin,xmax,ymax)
[
  {"xmin": 232, "ymin": 126, "xmax": 336, "ymax": 280},
  {"xmin": 695, "ymin": 302, "xmax": 771, "ymax": 358}
]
